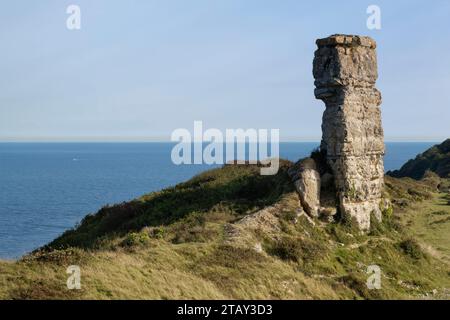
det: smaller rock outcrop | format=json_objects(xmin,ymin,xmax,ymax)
[
  {"xmin": 289, "ymin": 155, "xmax": 338, "ymax": 222},
  {"xmin": 288, "ymin": 159, "xmax": 321, "ymax": 217}
]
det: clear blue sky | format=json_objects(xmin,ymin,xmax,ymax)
[{"xmin": 0, "ymin": 0, "xmax": 449, "ymax": 142}]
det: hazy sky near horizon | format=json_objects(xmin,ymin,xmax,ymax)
[{"xmin": 0, "ymin": 0, "xmax": 449, "ymax": 142}]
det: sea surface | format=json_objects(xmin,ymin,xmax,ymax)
[{"xmin": 0, "ymin": 142, "xmax": 434, "ymax": 259}]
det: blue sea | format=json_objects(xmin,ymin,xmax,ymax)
[{"xmin": 0, "ymin": 142, "xmax": 434, "ymax": 259}]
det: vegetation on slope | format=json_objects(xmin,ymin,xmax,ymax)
[
  {"xmin": 388, "ymin": 139, "xmax": 450, "ymax": 179},
  {"xmin": 0, "ymin": 160, "xmax": 449, "ymax": 300}
]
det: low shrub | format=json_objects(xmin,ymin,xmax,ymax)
[
  {"xmin": 151, "ymin": 227, "xmax": 165, "ymax": 239},
  {"xmin": 206, "ymin": 245, "xmax": 266, "ymax": 268},
  {"xmin": 123, "ymin": 231, "xmax": 150, "ymax": 247},
  {"xmin": 22, "ymin": 248, "xmax": 87, "ymax": 265},
  {"xmin": 398, "ymin": 239, "xmax": 424, "ymax": 260},
  {"xmin": 431, "ymin": 210, "xmax": 448, "ymax": 216},
  {"xmin": 339, "ymin": 273, "xmax": 382, "ymax": 299},
  {"xmin": 268, "ymin": 236, "xmax": 326, "ymax": 264},
  {"xmin": 170, "ymin": 213, "xmax": 219, "ymax": 244}
]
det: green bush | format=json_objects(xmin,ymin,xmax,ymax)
[
  {"xmin": 280, "ymin": 211, "xmax": 298, "ymax": 223},
  {"xmin": 398, "ymin": 239, "xmax": 424, "ymax": 260},
  {"xmin": 383, "ymin": 205, "xmax": 394, "ymax": 218},
  {"xmin": 369, "ymin": 213, "xmax": 384, "ymax": 236},
  {"xmin": 123, "ymin": 231, "xmax": 151, "ymax": 247},
  {"xmin": 340, "ymin": 215, "xmax": 361, "ymax": 234},
  {"xmin": 205, "ymin": 245, "xmax": 266, "ymax": 268},
  {"xmin": 151, "ymin": 227, "xmax": 165, "ymax": 239},
  {"xmin": 327, "ymin": 224, "xmax": 354, "ymax": 244},
  {"xmin": 171, "ymin": 213, "xmax": 218, "ymax": 244},
  {"xmin": 22, "ymin": 248, "xmax": 87, "ymax": 265},
  {"xmin": 269, "ymin": 236, "xmax": 326, "ymax": 263}
]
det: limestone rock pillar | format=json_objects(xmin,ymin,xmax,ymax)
[{"xmin": 313, "ymin": 35, "xmax": 385, "ymax": 230}]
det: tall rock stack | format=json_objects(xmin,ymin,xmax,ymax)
[{"xmin": 313, "ymin": 35, "xmax": 385, "ymax": 230}]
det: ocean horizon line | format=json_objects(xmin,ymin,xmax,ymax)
[{"xmin": 0, "ymin": 138, "xmax": 444, "ymax": 144}]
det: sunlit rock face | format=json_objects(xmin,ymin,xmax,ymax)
[
  {"xmin": 288, "ymin": 158, "xmax": 321, "ymax": 217},
  {"xmin": 313, "ymin": 34, "xmax": 385, "ymax": 231}
]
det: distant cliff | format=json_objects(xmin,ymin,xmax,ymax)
[{"xmin": 388, "ymin": 139, "xmax": 450, "ymax": 179}]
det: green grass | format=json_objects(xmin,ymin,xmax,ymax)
[
  {"xmin": 45, "ymin": 161, "xmax": 293, "ymax": 250},
  {"xmin": 396, "ymin": 193, "xmax": 450, "ymax": 263},
  {"xmin": 0, "ymin": 161, "xmax": 449, "ymax": 300}
]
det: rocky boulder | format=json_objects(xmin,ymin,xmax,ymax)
[{"xmin": 288, "ymin": 158, "xmax": 321, "ymax": 217}]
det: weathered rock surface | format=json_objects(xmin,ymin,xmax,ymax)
[
  {"xmin": 313, "ymin": 34, "xmax": 385, "ymax": 230},
  {"xmin": 288, "ymin": 158, "xmax": 321, "ymax": 217}
]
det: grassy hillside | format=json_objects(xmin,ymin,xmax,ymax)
[
  {"xmin": 0, "ymin": 161, "xmax": 449, "ymax": 300},
  {"xmin": 388, "ymin": 139, "xmax": 450, "ymax": 179}
]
